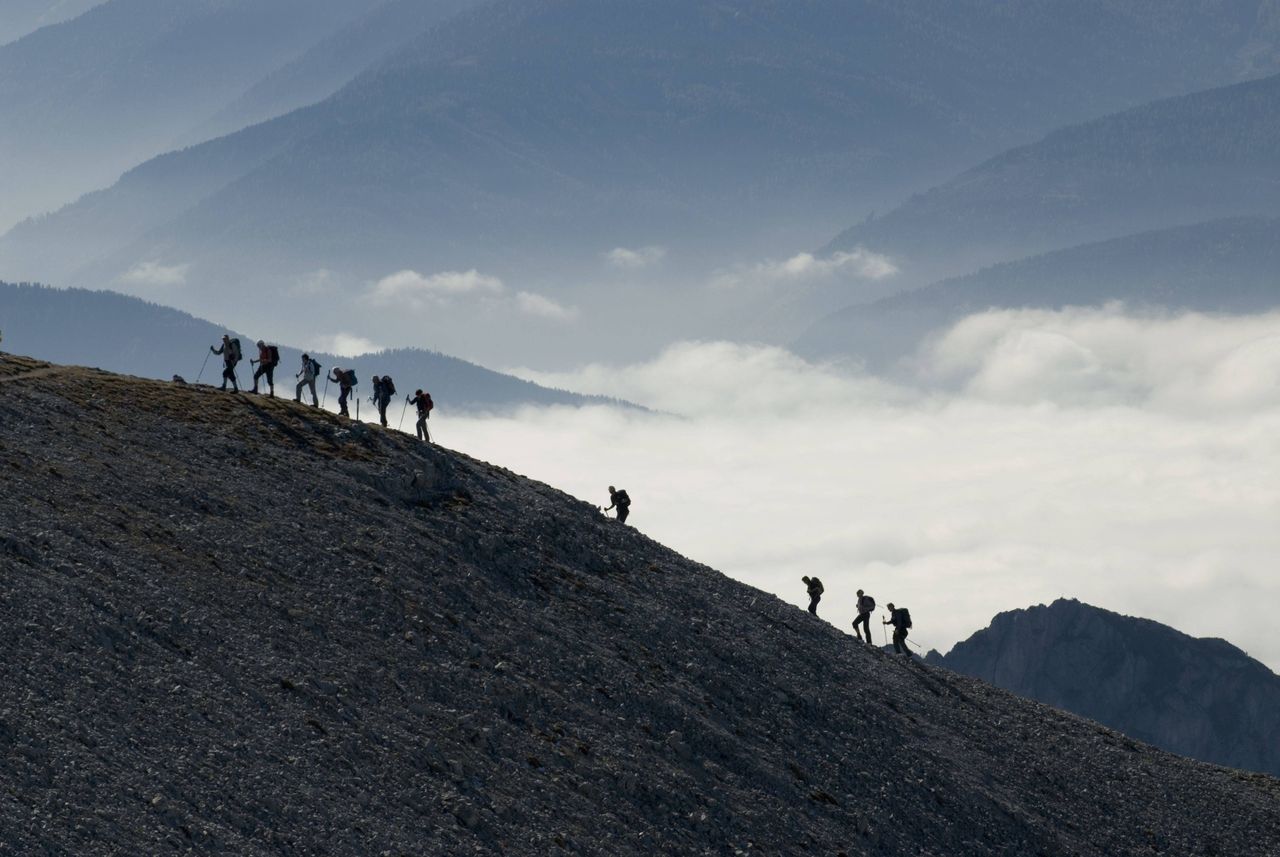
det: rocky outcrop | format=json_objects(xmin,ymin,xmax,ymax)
[
  {"xmin": 929, "ymin": 599, "xmax": 1280, "ymax": 777},
  {"xmin": 2, "ymin": 354, "xmax": 1279, "ymax": 856}
]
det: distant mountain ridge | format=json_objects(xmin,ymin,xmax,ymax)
[
  {"xmin": 826, "ymin": 70, "xmax": 1280, "ymax": 290},
  {"xmin": 8, "ymin": 1, "xmax": 1280, "ymax": 287},
  {"xmin": 0, "ymin": 282, "xmax": 614, "ymax": 412},
  {"xmin": 797, "ymin": 216, "xmax": 1280, "ymax": 363},
  {"xmin": 927, "ymin": 599, "xmax": 1280, "ymax": 778}
]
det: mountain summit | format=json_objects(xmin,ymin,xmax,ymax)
[
  {"xmin": 927, "ymin": 599, "xmax": 1280, "ymax": 779},
  {"xmin": 2, "ymin": 355, "xmax": 1278, "ymax": 854}
]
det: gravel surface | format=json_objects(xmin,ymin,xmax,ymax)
[{"xmin": 2, "ymin": 354, "xmax": 1278, "ymax": 856}]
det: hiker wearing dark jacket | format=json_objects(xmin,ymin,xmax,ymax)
[
  {"xmin": 295, "ymin": 353, "xmax": 318, "ymax": 407},
  {"xmin": 250, "ymin": 340, "xmax": 278, "ymax": 396},
  {"xmin": 853, "ymin": 589, "xmax": 875, "ymax": 644},
  {"xmin": 802, "ymin": 576, "xmax": 824, "ymax": 615},
  {"xmin": 604, "ymin": 486, "xmax": 631, "ymax": 524},
  {"xmin": 329, "ymin": 367, "xmax": 352, "ymax": 416},
  {"xmin": 371, "ymin": 375, "xmax": 394, "ymax": 427},
  {"xmin": 884, "ymin": 603, "xmax": 912, "ymax": 657},
  {"xmin": 408, "ymin": 389, "xmax": 432, "ymax": 442},
  {"xmin": 209, "ymin": 335, "xmax": 240, "ymax": 392}
]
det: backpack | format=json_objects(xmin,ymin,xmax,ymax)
[
  {"xmin": 383, "ymin": 376, "xmax": 395, "ymax": 397},
  {"xmin": 614, "ymin": 489, "xmax": 630, "ymax": 508},
  {"xmin": 899, "ymin": 608, "xmax": 912, "ymax": 629},
  {"xmin": 342, "ymin": 369, "xmax": 357, "ymax": 387},
  {"xmin": 860, "ymin": 595, "xmax": 876, "ymax": 614},
  {"xmin": 423, "ymin": 393, "xmax": 434, "ymax": 413},
  {"xmin": 308, "ymin": 357, "xmax": 321, "ymax": 377},
  {"xmin": 228, "ymin": 338, "xmax": 242, "ymax": 362},
  {"xmin": 810, "ymin": 577, "xmax": 824, "ymax": 595},
  {"xmin": 268, "ymin": 345, "xmax": 280, "ymax": 365}
]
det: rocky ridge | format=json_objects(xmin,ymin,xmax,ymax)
[
  {"xmin": 1, "ymin": 354, "xmax": 1279, "ymax": 855},
  {"xmin": 927, "ymin": 598, "xmax": 1280, "ymax": 778}
]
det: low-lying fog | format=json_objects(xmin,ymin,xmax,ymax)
[{"xmin": 433, "ymin": 306, "xmax": 1280, "ymax": 669}]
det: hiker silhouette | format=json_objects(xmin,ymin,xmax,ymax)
[
  {"xmin": 408, "ymin": 389, "xmax": 433, "ymax": 442},
  {"xmin": 884, "ymin": 603, "xmax": 913, "ymax": 657},
  {"xmin": 209, "ymin": 335, "xmax": 241, "ymax": 392},
  {"xmin": 853, "ymin": 589, "xmax": 875, "ymax": 643},
  {"xmin": 604, "ymin": 486, "xmax": 631, "ymax": 524},
  {"xmin": 802, "ymin": 576, "xmax": 824, "ymax": 615}
]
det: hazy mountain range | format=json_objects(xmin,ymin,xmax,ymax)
[
  {"xmin": 0, "ymin": 0, "xmax": 102, "ymax": 46},
  {"xmin": 5, "ymin": 0, "xmax": 1280, "ymax": 367},
  {"xmin": 928, "ymin": 599, "xmax": 1280, "ymax": 778},
  {"xmin": 0, "ymin": 281, "xmax": 611, "ymax": 412}
]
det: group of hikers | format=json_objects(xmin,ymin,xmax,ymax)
[
  {"xmin": 209, "ymin": 335, "xmax": 435, "ymax": 442},
  {"xmin": 802, "ymin": 576, "xmax": 915, "ymax": 657}
]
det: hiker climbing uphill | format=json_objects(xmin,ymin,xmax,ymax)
[
  {"xmin": 209, "ymin": 334, "xmax": 241, "ymax": 392},
  {"xmin": 802, "ymin": 576, "xmax": 824, "ymax": 616},
  {"xmin": 329, "ymin": 366, "xmax": 356, "ymax": 417},
  {"xmin": 372, "ymin": 375, "xmax": 395, "ymax": 427},
  {"xmin": 250, "ymin": 340, "xmax": 280, "ymax": 396},
  {"xmin": 295, "ymin": 353, "xmax": 320, "ymax": 407},
  {"xmin": 408, "ymin": 389, "xmax": 433, "ymax": 442},
  {"xmin": 884, "ymin": 603, "xmax": 913, "ymax": 657},
  {"xmin": 853, "ymin": 589, "xmax": 875, "ymax": 644},
  {"xmin": 604, "ymin": 486, "xmax": 631, "ymax": 524}
]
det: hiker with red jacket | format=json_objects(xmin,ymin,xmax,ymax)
[
  {"xmin": 250, "ymin": 340, "xmax": 280, "ymax": 396},
  {"xmin": 408, "ymin": 388, "xmax": 432, "ymax": 442},
  {"xmin": 329, "ymin": 366, "xmax": 354, "ymax": 416}
]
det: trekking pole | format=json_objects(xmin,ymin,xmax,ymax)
[
  {"xmin": 322, "ymin": 376, "xmax": 329, "ymax": 409},
  {"xmin": 195, "ymin": 350, "xmax": 211, "ymax": 385},
  {"xmin": 398, "ymin": 400, "xmax": 408, "ymax": 431}
]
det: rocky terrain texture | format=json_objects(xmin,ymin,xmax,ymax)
[
  {"xmin": 2, "ymin": 354, "xmax": 1279, "ymax": 856},
  {"xmin": 928, "ymin": 598, "xmax": 1280, "ymax": 779}
]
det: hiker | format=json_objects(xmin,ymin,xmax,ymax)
[
  {"xmin": 295, "ymin": 353, "xmax": 320, "ymax": 407},
  {"xmin": 250, "ymin": 340, "xmax": 280, "ymax": 396},
  {"xmin": 377, "ymin": 374, "xmax": 395, "ymax": 427},
  {"xmin": 329, "ymin": 366, "xmax": 354, "ymax": 416},
  {"xmin": 408, "ymin": 388, "xmax": 433, "ymax": 442},
  {"xmin": 209, "ymin": 334, "xmax": 241, "ymax": 392},
  {"xmin": 852, "ymin": 589, "xmax": 875, "ymax": 644},
  {"xmin": 884, "ymin": 603, "xmax": 913, "ymax": 657},
  {"xmin": 802, "ymin": 576, "xmax": 824, "ymax": 616},
  {"xmin": 604, "ymin": 486, "xmax": 631, "ymax": 524}
]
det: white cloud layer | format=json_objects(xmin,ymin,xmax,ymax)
[
  {"xmin": 435, "ymin": 307, "xmax": 1280, "ymax": 672},
  {"xmin": 713, "ymin": 247, "xmax": 898, "ymax": 290},
  {"xmin": 370, "ymin": 269, "xmax": 504, "ymax": 308},
  {"xmin": 117, "ymin": 260, "xmax": 189, "ymax": 288},
  {"xmin": 605, "ymin": 246, "xmax": 667, "ymax": 269},
  {"xmin": 312, "ymin": 332, "xmax": 383, "ymax": 358},
  {"xmin": 366, "ymin": 269, "xmax": 578, "ymax": 322},
  {"xmin": 516, "ymin": 291, "xmax": 580, "ymax": 322}
]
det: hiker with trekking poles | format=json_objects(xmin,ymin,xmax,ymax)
[
  {"xmin": 209, "ymin": 335, "xmax": 242, "ymax": 392},
  {"xmin": 603, "ymin": 486, "xmax": 631, "ymax": 524},
  {"xmin": 295, "ymin": 353, "xmax": 320, "ymax": 407},
  {"xmin": 801, "ymin": 575, "xmax": 824, "ymax": 616},
  {"xmin": 884, "ymin": 603, "xmax": 914, "ymax": 657},
  {"xmin": 407, "ymin": 388, "xmax": 433, "ymax": 442},
  {"xmin": 328, "ymin": 366, "xmax": 356, "ymax": 417},
  {"xmin": 249, "ymin": 340, "xmax": 281, "ymax": 396},
  {"xmin": 371, "ymin": 375, "xmax": 396, "ymax": 427}
]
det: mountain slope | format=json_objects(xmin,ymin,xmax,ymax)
[
  {"xmin": 9, "ymin": 0, "xmax": 1280, "ymax": 286},
  {"xmin": 0, "ymin": 282, "xmax": 609, "ymax": 411},
  {"xmin": 927, "ymin": 599, "xmax": 1280, "ymax": 778},
  {"xmin": 827, "ymin": 71, "xmax": 1280, "ymax": 290},
  {"xmin": 0, "ymin": 0, "xmax": 384, "ymax": 229},
  {"xmin": 798, "ymin": 216, "xmax": 1280, "ymax": 363},
  {"xmin": 0, "ymin": 0, "xmax": 104, "ymax": 44},
  {"xmin": 1, "ymin": 355, "xmax": 1278, "ymax": 854},
  {"xmin": 184, "ymin": 0, "xmax": 481, "ymax": 144}
]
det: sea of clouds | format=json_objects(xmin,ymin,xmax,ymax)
[{"xmin": 436, "ymin": 306, "xmax": 1280, "ymax": 669}]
